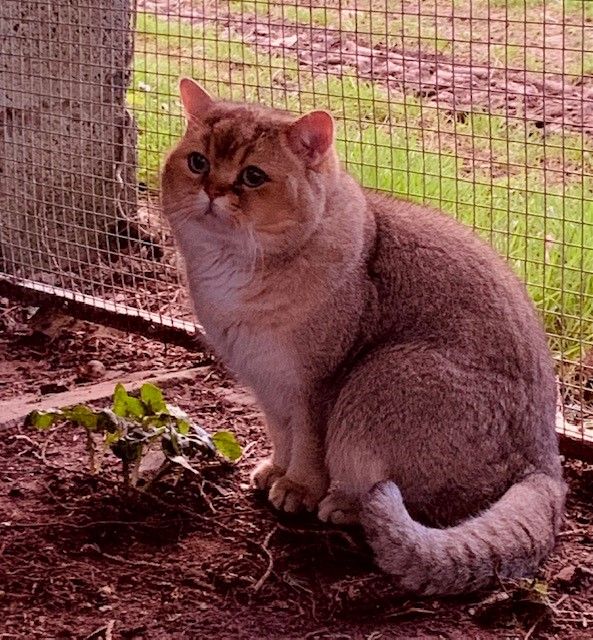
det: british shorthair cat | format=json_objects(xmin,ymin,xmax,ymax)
[{"xmin": 161, "ymin": 77, "xmax": 566, "ymax": 595}]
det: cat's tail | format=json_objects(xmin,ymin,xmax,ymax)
[{"xmin": 361, "ymin": 473, "xmax": 566, "ymax": 595}]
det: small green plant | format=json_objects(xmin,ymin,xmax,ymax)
[{"xmin": 26, "ymin": 382, "xmax": 241, "ymax": 487}]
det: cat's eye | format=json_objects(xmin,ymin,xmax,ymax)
[
  {"xmin": 239, "ymin": 165, "xmax": 269, "ymax": 188},
  {"xmin": 188, "ymin": 152, "xmax": 209, "ymax": 175}
]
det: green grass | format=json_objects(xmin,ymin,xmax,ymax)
[{"xmin": 129, "ymin": 12, "xmax": 593, "ymax": 362}]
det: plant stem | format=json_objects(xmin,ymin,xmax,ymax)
[{"xmin": 86, "ymin": 430, "xmax": 96, "ymax": 474}]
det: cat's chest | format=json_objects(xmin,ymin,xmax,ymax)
[
  {"xmin": 186, "ymin": 262, "xmax": 300, "ymax": 396},
  {"xmin": 206, "ymin": 316, "xmax": 300, "ymax": 409}
]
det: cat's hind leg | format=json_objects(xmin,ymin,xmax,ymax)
[
  {"xmin": 318, "ymin": 348, "xmax": 406, "ymax": 525},
  {"xmin": 318, "ymin": 446, "xmax": 387, "ymax": 525},
  {"xmin": 318, "ymin": 341, "xmax": 514, "ymax": 528}
]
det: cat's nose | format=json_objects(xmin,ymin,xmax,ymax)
[{"xmin": 204, "ymin": 183, "xmax": 226, "ymax": 201}]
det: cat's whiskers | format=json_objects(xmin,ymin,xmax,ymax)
[{"xmin": 166, "ymin": 206, "xmax": 196, "ymax": 229}]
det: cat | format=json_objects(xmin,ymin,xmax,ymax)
[{"xmin": 161, "ymin": 77, "xmax": 567, "ymax": 595}]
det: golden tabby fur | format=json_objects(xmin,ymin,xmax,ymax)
[{"xmin": 161, "ymin": 78, "xmax": 566, "ymax": 595}]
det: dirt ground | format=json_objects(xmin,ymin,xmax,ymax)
[{"xmin": 1, "ymin": 300, "xmax": 592, "ymax": 640}]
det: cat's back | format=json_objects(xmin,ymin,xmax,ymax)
[
  {"xmin": 363, "ymin": 190, "xmax": 553, "ymax": 378},
  {"xmin": 358, "ymin": 190, "xmax": 559, "ymax": 476},
  {"xmin": 367, "ymin": 190, "xmax": 519, "ymax": 289}
]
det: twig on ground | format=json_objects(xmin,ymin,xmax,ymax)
[
  {"xmin": 197, "ymin": 478, "xmax": 217, "ymax": 513},
  {"xmin": 276, "ymin": 522, "xmax": 360, "ymax": 549},
  {"xmin": 524, "ymin": 618, "xmax": 542, "ymax": 640},
  {"xmin": 251, "ymin": 525, "xmax": 277, "ymax": 592},
  {"xmin": 11, "ymin": 434, "xmax": 38, "ymax": 448},
  {"xmin": 39, "ymin": 429, "xmax": 58, "ymax": 465},
  {"xmin": 89, "ymin": 547, "xmax": 163, "ymax": 570},
  {"xmin": 84, "ymin": 619, "xmax": 115, "ymax": 640},
  {"xmin": 304, "ymin": 629, "xmax": 352, "ymax": 640},
  {"xmin": 239, "ymin": 440, "xmax": 257, "ymax": 460},
  {"xmin": 1, "ymin": 518, "xmax": 177, "ymax": 530},
  {"xmin": 385, "ymin": 606, "xmax": 436, "ymax": 620},
  {"xmin": 557, "ymin": 529, "xmax": 588, "ymax": 538},
  {"xmin": 11, "ymin": 433, "xmax": 59, "ymax": 469}
]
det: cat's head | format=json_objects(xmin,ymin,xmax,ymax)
[{"xmin": 161, "ymin": 78, "xmax": 338, "ymax": 256}]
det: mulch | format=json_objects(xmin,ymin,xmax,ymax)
[{"xmin": 1, "ymin": 305, "xmax": 592, "ymax": 639}]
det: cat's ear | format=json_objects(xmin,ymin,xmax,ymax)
[
  {"xmin": 179, "ymin": 77, "xmax": 214, "ymax": 118},
  {"xmin": 287, "ymin": 110, "xmax": 334, "ymax": 167}
]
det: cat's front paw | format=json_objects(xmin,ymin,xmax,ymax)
[
  {"xmin": 268, "ymin": 475, "xmax": 326, "ymax": 513},
  {"xmin": 250, "ymin": 458, "xmax": 286, "ymax": 492}
]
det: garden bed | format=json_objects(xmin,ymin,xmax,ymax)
[{"xmin": 1, "ymin": 302, "xmax": 592, "ymax": 639}]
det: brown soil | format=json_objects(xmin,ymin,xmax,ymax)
[
  {"xmin": 0, "ymin": 295, "xmax": 196, "ymax": 403},
  {"xmin": 1, "ymin": 303, "xmax": 593, "ymax": 639},
  {"xmin": 234, "ymin": 23, "xmax": 593, "ymax": 138}
]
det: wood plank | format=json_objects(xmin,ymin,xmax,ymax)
[{"xmin": 0, "ymin": 367, "xmax": 201, "ymax": 429}]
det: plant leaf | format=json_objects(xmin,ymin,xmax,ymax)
[
  {"xmin": 142, "ymin": 414, "xmax": 171, "ymax": 430},
  {"xmin": 211, "ymin": 431, "xmax": 242, "ymax": 461},
  {"xmin": 26, "ymin": 409, "xmax": 62, "ymax": 430},
  {"xmin": 188, "ymin": 423, "xmax": 215, "ymax": 452},
  {"xmin": 166, "ymin": 403, "xmax": 195, "ymax": 436},
  {"xmin": 104, "ymin": 429, "xmax": 123, "ymax": 446},
  {"xmin": 140, "ymin": 382, "xmax": 167, "ymax": 414},
  {"xmin": 112, "ymin": 383, "xmax": 129, "ymax": 417},
  {"xmin": 126, "ymin": 395, "xmax": 146, "ymax": 420},
  {"xmin": 112, "ymin": 383, "xmax": 145, "ymax": 419},
  {"xmin": 111, "ymin": 437, "xmax": 143, "ymax": 463},
  {"xmin": 96, "ymin": 409, "xmax": 121, "ymax": 433},
  {"xmin": 161, "ymin": 425, "xmax": 183, "ymax": 456},
  {"xmin": 176, "ymin": 418, "xmax": 191, "ymax": 435},
  {"xmin": 165, "ymin": 403, "xmax": 189, "ymax": 419},
  {"xmin": 168, "ymin": 455, "xmax": 200, "ymax": 475},
  {"xmin": 63, "ymin": 404, "xmax": 98, "ymax": 430}
]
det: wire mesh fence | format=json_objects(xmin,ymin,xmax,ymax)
[{"xmin": 1, "ymin": 0, "xmax": 592, "ymax": 451}]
